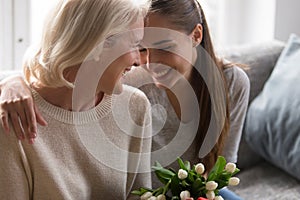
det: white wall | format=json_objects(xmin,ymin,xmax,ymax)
[
  {"xmin": 1, "ymin": 0, "xmax": 299, "ymax": 70},
  {"xmin": 14, "ymin": 0, "xmax": 30, "ymax": 70},
  {"xmin": 30, "ymin": 0, "xmax": 59, "ymax": 44},
  {"xmin": 204, "ymin": 0, "xmax": 276, "ymax": 49},
  {"xmin": 275, "ymin": 0, "xmax": 300, "ymax": 42},
  {"xmin": 0, "ymin": 0, "xmax": 30, "ymax": 71},
  {"xmin": 0, "ymin": 0, "xmax": 13, "ymax": 70},
  {"xmin": 0, "ymin": 0, "xmax": 58, "ymax": 70}
]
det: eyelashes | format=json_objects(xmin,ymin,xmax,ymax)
[
  {"xmin": 158, "ymin": 46, "xmax": 173, "ymax": 50},
  {"xmin": 139, "ymin": 48, "xmax": 147, "ymax": 52}
]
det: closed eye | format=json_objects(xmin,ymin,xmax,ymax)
[
  {"xmin": 157, "ymin": 45, "xmax": 174, "ymax": 50},
  {"xmin": 138, "ymin": 44, "xmax": 147, "ymax": 52}
]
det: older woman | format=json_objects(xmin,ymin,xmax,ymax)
[{"xmin": 0, "ymin": 0, "xmax": 152, "ymax": 199}]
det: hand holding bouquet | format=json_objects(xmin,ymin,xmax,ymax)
[{"xmin": 132, "ymin": 156, "xmax": 240, "ymax": 200}]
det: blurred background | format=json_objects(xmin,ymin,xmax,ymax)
[{"xmin": 1, "ymin": 0, "xmax": 300, "ymax": 71}]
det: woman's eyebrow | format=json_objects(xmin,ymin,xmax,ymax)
[{"xmin": 152, "ymin": 39, "xmax": 173, "ymax": 46}]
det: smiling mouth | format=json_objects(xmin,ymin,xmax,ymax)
[
  {"xmin": 153, "ymin": 68, "xmax": 172, "ymax": 78},
  {"xmin": 122, "ymin": 67, "xmax": 132, "ymax": 76}
]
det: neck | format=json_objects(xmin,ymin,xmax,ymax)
[
  {"xmin": 165, "ymin": 89, "xmax": 181, "ymax": 120},
  {"xmin": 31, "ymin": 65, "xmax": 105, "ymax": 111},
  {"xmin": 31, "ymin": 85, "xmax": 104, "ymax": 112},
  {"xmin": 165, "ymin": 77, "xmax": 197, "ymax": 123}
]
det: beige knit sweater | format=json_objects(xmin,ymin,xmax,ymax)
[{"xmin": 0, "ymin": 85, "xmax": 152, "ymax": 200}]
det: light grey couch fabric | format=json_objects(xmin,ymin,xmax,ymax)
[
  {"xmin": 223, "ymin": 41, "xmax": 300, "ymax": 199},
  {"xmin": 230, "ymin": 162, "xmax": 300, "ymax": 199}
]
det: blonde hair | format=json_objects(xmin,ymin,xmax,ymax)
[{"xmin": 24, "ymin": 0, "xmax": 150, "ymax": 88}]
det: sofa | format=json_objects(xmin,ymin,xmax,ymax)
[
  {"xmin": 221, "ymin": 40, "xmax": 300, "ymax": 200},
  {"xmin": 1, "ymin": 41, "xmax": 300, "ymax": 200}
]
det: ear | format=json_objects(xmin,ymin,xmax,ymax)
[{"xmin": 190, "ymin": 23, "xmax": 203, "ymax": 47}]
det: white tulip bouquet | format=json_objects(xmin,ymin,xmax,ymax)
[{"xmin": 132, "ymin": 156, "xmax": 240, "ymax": 200}]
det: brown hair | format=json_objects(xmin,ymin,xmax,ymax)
[{"xmin": 150, "ymin": 0, "xmax": 230, "ymax": 172}]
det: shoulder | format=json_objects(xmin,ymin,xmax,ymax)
[
  {"xmin": 116, "ymin": 85, "xmax": 151, "ymax": 126},
  {"xmin": 223, "ymin": 65, "xmax": 250, "ymax": 111},
  {"xmin": 223, "ymin": 65, "xmax": 250, "ymax": 97},
  {"xmin": 120, "ymin": 85, "xmax": 151, "ymax": 110},
  {"xmin": 0, "ymin": 126, "xmax": 24, "ymax": 165},
  {"xmin": 122, "ymin": 85, "xmax": 149, "ymax": 102}
]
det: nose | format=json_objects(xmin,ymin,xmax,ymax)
[
  {"xmin": 139, "ymin": 48, "xmax": 149, "ymax": 65},
  {"xmin": 130, "ymin": 48, "xmax": 140, "ymax": 67}
]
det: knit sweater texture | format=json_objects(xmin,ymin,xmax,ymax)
[{"xmin": 0, "ymin": 85, "xmax": 152, "ymax": 200}]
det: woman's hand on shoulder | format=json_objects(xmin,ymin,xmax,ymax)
[{"xmin": 0, "ymin": 76, "xmax": 47, "ymax": 144}]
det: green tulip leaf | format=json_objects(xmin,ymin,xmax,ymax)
[
  {"xmin": 184, "ymin": 161, "xmax": 191, "ymax": 171},
  {"xmin": 232, "ymin": 168, "xmax": 240, "ymax": 176},
  {"xmin": 207, "ymin": 156, "xmax": 226, "ymax": 181},
  {"xmin": 131, "ymin": 187, "xmax": 152, "ymax": 196},
  {"xmin": 177, "ymin": 157, "xmax": 188, "ymax": 171},
  {"xmin": 170, "ymin": 175, "xmax": 181, "ymax": 196}
]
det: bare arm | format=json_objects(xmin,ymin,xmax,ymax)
[{"xmin": 0, "ymin": 76, "xmax": 47, "ymax": 144}]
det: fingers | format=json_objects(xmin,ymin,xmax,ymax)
[
  {"xmin": 34, "ymin": 104, "xmax": 47, "ymax": 126},
  {"xmin": 13, "ymin": 97, "xmax": 37, "ymax": 144},
  {"xmin": 0, "ymin": 76, "xmax": 44, "ymax": 144},
  {"xmin": 0, "ymin": 96, "xmax": 43, "ymax": 144},
  {"xmin": 23, "ymin": 97, "xmax": 38, "ymax": 138},
  {"xmin": 0, "ymin": 110, "xmax": 10, "ymax": 134},
  {"xmin": 10, "ymin": 112, "xmax": 26, "ymax": 140}
]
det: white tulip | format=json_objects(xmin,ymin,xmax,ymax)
[
  {"xmin": 228, "ymin": 177, "xmax": 240, "ymax": 186},
  {"xmin": 195, "ymin": 163, "xmax": 205, "ymax": 175},
  {"xmin": 205, "ymin": 181, "xmax": 218, "ymax": 191},
  {"xmin": 157, "ymin": 194, "xmax": 166, "ymax": 200},
  {"xmin": 225, "ymin": 163, "xmax": 236, "ymax": 173},
  {"xmin": 178, "ymin": 169, "xmax": 188, "ymax": 180},
  {"xmin": 206, "ymin": 190, "xmax": 215, "ymax": 200},
  {"xmin": 214, "ymin": 196, "xmax": 224, "ymax": 200},
  {"xmin": 180, "ymin": 190, "xmax": 190, "ymax": 200},
  {"xmin": 148, "ymin": 196, "xmax": 157, "ymax": 200},
  {"xmin": 141, "ymin": 192, "xmax": 152, "ymax": 200}
]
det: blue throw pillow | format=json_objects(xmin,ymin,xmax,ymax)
[{"xmin": 245, "ymin": 34, "xmax": 300, "ymax": 180}]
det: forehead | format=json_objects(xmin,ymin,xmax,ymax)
[
  {"xmin": 143, "ymin": 27, "xmax": 190, "ymax": 47},
  {"xmin": 143, "ymin": 13, "xmax": 189, "ymax": 44},
  {"xmin": 146, "ymin": 13, "xmax": 180, "ymax": 31},
  {"xmin": 129, "ymin": 16, "xmax": 145, "ymax": 40}
]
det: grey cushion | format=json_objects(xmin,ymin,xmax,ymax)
[{"xmin": 245, "ymin": 34, "xmax": 300, "ymax": 180}]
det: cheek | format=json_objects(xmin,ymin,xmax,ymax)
[
  {"xmin": 167, "ymin": 54, "xmax": 188, "ymax": 69},
  {"xmin": 103, "ymin": 58, "xmax": 126, "ymax": 83},
  {"xmin": 149, "ymin": 51, "xmax": 192, "ymax": 74},
  {"xmin": 166, "ymin": 54, "xmax": 193, "ymax": 79},
  {"xmin": 122, "ymin": 53, "xmax": 134, "ymax": 64}
]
